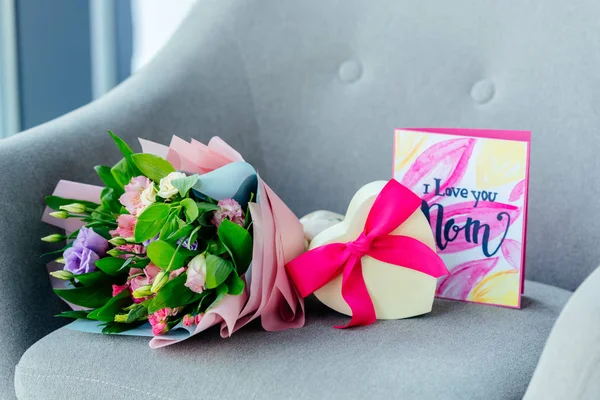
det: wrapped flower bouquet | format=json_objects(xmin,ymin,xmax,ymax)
[{"xmin": 42, "ymin": 132, "xmax": 305, "ymax": 347}]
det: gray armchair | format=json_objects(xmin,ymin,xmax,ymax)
[{"xmin": 2, "ymin": 0, "xmax": 599, "ymax": 398}]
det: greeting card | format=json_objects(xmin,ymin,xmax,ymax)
[{"xmin": 393, "ymin": 128, "xmax": 531, "ymax": 308}]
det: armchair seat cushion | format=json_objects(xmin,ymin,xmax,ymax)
[{"xmin": 15, "ymin": 281, "xmax": 570, "ymax": 400}]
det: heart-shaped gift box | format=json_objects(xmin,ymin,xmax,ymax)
[{"xmin": 287, "ymin": 179, "xmax": 448, "ymax": 327}]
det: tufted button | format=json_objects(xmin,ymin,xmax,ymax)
[
  {"xmin": 470, "ymin": 79, "xmax": 495, "ymax": 104},
  {"xmin": 338, "ymin": 60, "xmax": 362, "ymax": 83}
]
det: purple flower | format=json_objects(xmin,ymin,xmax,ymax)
[
  {"xmin": 177, "ymin": 237, "xmax": 198, "ymax": 251},
  {"xmin": 63, "ymin": 227, "xmax": 109, "ymax": 275},
  {"xmin": 73, "ymin": 227, "xmax": 109, "ymax": 256},
  {"xmin": 63, "ymin": 247, "xmax": 100, "ymax": 275},
  {"xmin": 143, "ymin": 235, "xmax": 159, "ymax": 247}
]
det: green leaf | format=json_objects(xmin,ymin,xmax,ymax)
[
  {"xmin": 226, "ymin": 271, "xmax": 245, "ymax": 295},
  {"xmin": 159, "ymin": 213, "xmax": 180, "ymax": 241},
  {"xmin": 217, "ymin": 219, "xmax": 253, "ymax": 275},
  {"xmin": 181, "ymin": 198, "xmax": 199, "ymax": 223},
  {"xmin": 195, "ymin": 291, "xmax": 213, "ymax": 313},
  {"xmin": 208, "ymin": 283, "xmax": 228, "ymax": 310},
  {"xmin": 125, "ymin": 303, "xmax": 148, "ymax": 323},
  {"xmin": 53, "ymin": 285, "xmax": 112, "ymax": 308},
  {"xmin": 87, "ymin": 289, "xmax": 132, "ymax": 322},
  {"xmin": 206, "ymin": 239, "xmax": 227, "ymax": 255},
  {"xmin": 205, "ymin": 254, "xmax": 233, "ymax": 289},
  {"xmin": 131, "ymin": 153, "xmax": 175, "ymax": 182},
  {"xmin": 110, "ymin": 158, "xmax": 135, "ymax": 188},
  {"xmin": 95, "ymin": 257, "xmax": 127, "ymax": 276},
  {"xmin": 94, "ymin": 165, "xmax": 124, "ymax": 194},
  {"xmin": 167, "ymin": 223, "xmax": 194, "ymax": 242},
  {"xmin": 172, "ymin": 174, "xmax": 199, "ymax": 197},
  {"xmin": 108, "ymin": 130, "xmax": 135, "ymax": 158},
  {"xmin": 100, "ymin": 187, "xmax": 122, "ymax": 214},
  {"xmin": 146, "ymin": 240, "xmax": 192, "ymax": 270},
  {"xmin": 245, "ymin": 192, "xmax": 255, "ymax": 228},
  {"xmin": 100, "ymin": 321, "xmax": 144, "ymax": 334},
  {"xmin": 196, "ymin": 202, "xmax": 220, "ymax": 212},
  {"xmin": 45, "ymin": 195, "xmax": 99, "ymax": 211},
  {"xmin": 92, "ymin": 225, "xmax": 112, "ymax": 240},
  {"xmin": 41, "ymin": 241, "xmax": 73, "ymax": 258},
  {"xmin": 76, "ymin": 270, "xmax": 113, "ymax": 286},
  {"xmin": 108, "ymin": 131, "xmax": 143, "ymax": 175},
  {"xmin": 188, "ymin": 226, "xmax": 202, "ymax": 248},
  {"xmin": 55, "ymin": 310, "xmax": 90, "ymax": 319},
  {"xmin": 134, "ymin": 203, "xmax": 170, "ymax": 242},
  {"xmin": 147, "ymin": 273, "xmax": 202, "ymax": 313}
]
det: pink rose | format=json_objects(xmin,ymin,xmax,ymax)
[{"xmin": 185, "ymin": 255, "xmax": 207, "ymax": 294}]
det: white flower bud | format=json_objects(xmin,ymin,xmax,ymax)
[
  {"xmin": 59, "ymin": 203, "xmax": 87, "ymax": 213},
  {"xmin": 108, "ymin": 237, "xmax": 127, "ymax": 246},
  {"xmin": 132, "ymin": 285, "xmax": 153, "ymax": 298},
  {"xmin": 114, "ymin": 314, "xmax": 129, "ymax": 323},
  {"xmin": 151, "ymin": 270, "xmax": 169, "ymax": 293},
  {"xmin": 41, "ymin": 234, "xmax": 65, "ymax": 243},
  {"xmin": 50, "ymin": 270, "xmax": 73, "ymax": 280},
  {"xmin": 49, "ymin": 211, "xmax": 69, "ymax": 219},
  {"xmin": 106, "ymin": 249, "xmax": 121, "ymax": 257}
]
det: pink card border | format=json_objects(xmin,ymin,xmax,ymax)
[{"xmin": 393, "ymin": 128, "xmax": 532, "ymax": 309}]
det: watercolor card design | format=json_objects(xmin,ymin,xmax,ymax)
[{"xmin": 393, "ymin": 128, "xmax": 531, "ymax": 308}]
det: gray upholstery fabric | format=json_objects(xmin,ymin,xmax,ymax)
[
  {"xmin": 2, "ymin": 0, "xmax": 600, "ymax": 398},
  {"xmin": 15, "ymin": 281, "xmax": 570, "ymax": 400},
  {"xmin": 524, "ymin": 267, "xmax": 600, "ymax": 400}
]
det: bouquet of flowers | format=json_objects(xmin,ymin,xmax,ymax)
[{"xmin": 42, "ymin": 132, "xmax": 305, "ymax": 348}]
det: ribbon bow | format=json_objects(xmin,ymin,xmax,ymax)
[{"xmin": 286, "ymin": 180, "xmax": 448, "ymax": 328}]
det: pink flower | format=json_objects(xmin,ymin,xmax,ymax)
[
  {"xmin": 116, "ymin": 244, "xmax": 146, "ymax": 259},
  {"xmin": 111, "ymin": 284, "xmax": 128, "ymax": 297},
  {"xmin": 143, "ymin": 263, "xmax": 161, "ymax": 283},
  {"xmin": 148, "ymin": 307, "xmax": 179, "ymax": 336},
  {"xmin": 128, "ymin": 268, "xmax": 147, "ymax": 292},
  {"xmin": 119, "ymin": 176, "xmax": 155, "ymax": 216},
  {"xmin": 154, "ymin": 308, "xmax": 173, "ymax": 320},
  {"xmin": 183, "ymin": 314, "xmax": 195, "ymax": 327},
  {"xmin": 212, "ymin": 198, "xmax": 245, "ymax": 227},
  {"xmin": 185, "ymin": 254, "xmax": 207, "ymax": 294},
  {"xmin": 110, "ymin": 214, "xmax": 137, "ymax": 240},
  {"xmin": 128, "ymin": 264, "xmax": 159, "ymax": 303},
  {"xmin": 170, "ymin": 267, "xmax": 186, "ymax": 280},
  {"xmin": 195, "ymin": 314, "xmax": 203, "ymax": 325},
  {"xmin": 151, "ymin": 321, "xmax": 167, "ymax": 336}
]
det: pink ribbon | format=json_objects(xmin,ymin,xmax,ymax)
[{"xmin": 285, "ymin": 179, "xmax": 449, "ymax": 328}]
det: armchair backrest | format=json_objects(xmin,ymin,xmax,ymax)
[{"xmin": 106, "ymin": 0, "xmax": 600, "ymax": 290}]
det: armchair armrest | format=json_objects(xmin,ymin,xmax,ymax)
[
  {"xmin": 0, "ymin": 88, "xmax": 166, "ymax": 399},
  {"xmin": 524, "ymin": 266, "xmax": 600, "ymax": 400}
]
